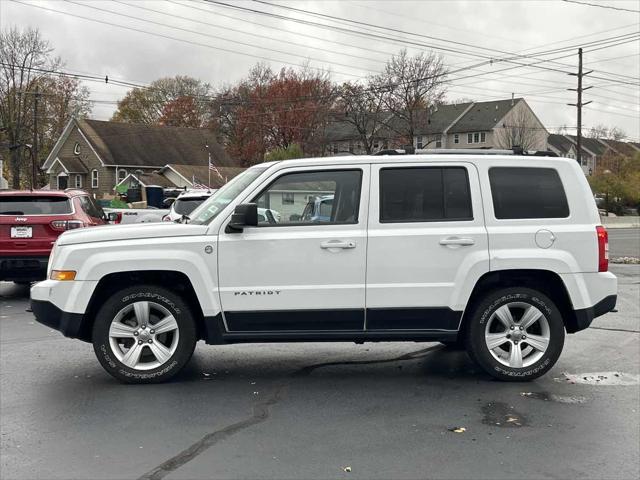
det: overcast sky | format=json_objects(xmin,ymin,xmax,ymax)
[{"xmin": 2, "ymin": 0, "xmax": 639, "ymax": 140}]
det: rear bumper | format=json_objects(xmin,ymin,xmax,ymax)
[
  {"xmin": 569, "ymin": 294, "xmax": 618, "ymax": 333},
  {"xmin": 0, "ymin": 256, "xmax": 48, "ymax": 281},
  {"xmin": 30, "ymin": 299, "xmax": 87, "ymax": 340}
]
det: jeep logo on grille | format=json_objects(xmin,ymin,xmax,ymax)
[{"xmin": 15, "ymin": 217, "xmax": 27, "ymax": 222}]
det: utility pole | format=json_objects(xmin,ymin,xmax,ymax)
[
  {"xmin": 32, "ymin": 86, "xmax": 40, "ymax": 189},
  {"xmin": 568, "ymin": 48, "xmax": 592, "ymax": 166}
]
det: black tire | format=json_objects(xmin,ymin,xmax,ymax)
[
  {"xmin": 464, "ymin": 287, "xmax": 565, "ymax": 382},
  {"xmin": 92, "ymin": 285, "xmax": 197, "ymax": 384}
]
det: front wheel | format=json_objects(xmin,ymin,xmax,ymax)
[
  {"xmin": 465, "ymin": 288, "xmax": 565, "ymax": 381},
  {"xmin": 92, "ymin": 285, "xmax": 197, "ymax": 384}
]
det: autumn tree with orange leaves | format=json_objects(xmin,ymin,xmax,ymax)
[{"xmin": 213, "ymin": 64, "xmax": 334, "ymax": 166}]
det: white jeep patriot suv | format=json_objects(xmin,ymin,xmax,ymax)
[{"xmin": 31, "ymin": 150, "xmax": 617, "ymax": 383}]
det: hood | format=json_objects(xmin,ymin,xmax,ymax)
[{"xmin": 57, "ymin": 222, "xmax": 210, "ymax": 246}]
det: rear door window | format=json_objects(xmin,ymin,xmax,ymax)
[
  {"xmin": 489, "ymin": 167, "xmax": 569, "ymax": 219},
  {"xmin": 379, "ymin": 167, "xmax": 473, "ymax": 223},
  {"xmin": 0, "ymin": 196, "xmax": 72, "ymax": 215}
]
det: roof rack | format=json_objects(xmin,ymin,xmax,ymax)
[{"xmin": 373, "ymin": 146, "xmax": 558, "ymax": 157}]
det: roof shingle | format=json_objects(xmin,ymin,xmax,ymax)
[{"xmin": 77, "ymin": 119, "xmax": 232, "ymax": 168}]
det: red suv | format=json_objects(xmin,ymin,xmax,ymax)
[{"xmin": 0, "ymin": 189, "xmax": 107, "ymax": 283}]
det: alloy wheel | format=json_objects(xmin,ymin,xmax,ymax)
[
  {"xmin": 108, "ymin": 301, "xmax": 180, "ymax": 370},
  {"xmin": 484, "ymin": 302, "xmax": 551, "ymax": 368}
]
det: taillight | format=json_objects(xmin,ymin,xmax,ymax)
[
  {"xmin": 596, "ymin": 225, "xmax": 608, "ymax": 272},
  {"xmin": 108, "ymin": 212, "xmax": 122, "ymax": 224},
  {"xmin": 50, "ymin": 220, "xmax": 86, "ymax": 231}
]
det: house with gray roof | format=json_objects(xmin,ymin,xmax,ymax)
[
  {"xmin": 41, "ymin": 118, "xmax": 234, "ymax": 197},
  {"xmin": 413, "ymin": 98, "xmax": 548, "ymax": 151},
  {"xmin": 325, "ymin": 98, "xmax": 548, "ymax": 155},
  {"xmin": 548, "ymin": 134, "xmax": 639, "ymax": 175}
]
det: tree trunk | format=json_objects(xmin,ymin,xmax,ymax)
[{"xmin": 10, "ymin": 148, "xmax": 21, "ymax": 189}]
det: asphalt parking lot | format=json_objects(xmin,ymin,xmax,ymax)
[{"xmin": 1, "ymin": 264, "xmax": 638, "ymax": 479}]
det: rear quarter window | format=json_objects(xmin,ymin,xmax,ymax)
[
  {"xmin": 489, "ymin": 167, "xmax": 569, "ymax": 219},
  {"xmin": 0, "ymin": 196, "xmax": 72, "ymax": 215}
]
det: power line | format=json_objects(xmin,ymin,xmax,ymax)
[
  {"xmin": 247, "ymin": 0, "xmax": 639, "ymax": 82},
  {"xmin": 114, "ymin": 0, "xmax": 387, "ymax": 67},
  {"xmin": 561, "ymin": 0, "xmax": 640, "ymax": 13},
  {"xmin": 62, "ymin": 0, "xmax": 380, "ymax": 75},
  {"xmin": 9, "ymin": 0, "xmax": 362, "ymax": 79}
]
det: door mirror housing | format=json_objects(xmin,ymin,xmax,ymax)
[{"xmin": 227, "ymin": 203, "xmax": 258, "ymax": 232}]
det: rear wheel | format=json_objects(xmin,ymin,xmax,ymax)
[
  {"xmin": 92, "ymin": 285, "xmax": 197, "ymax": 383},
  {"xmin": 465, "ymin": 287, "xmax": 565, "ymax": 381}
]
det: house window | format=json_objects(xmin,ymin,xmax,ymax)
[
  {"xmin": 282, "ymin": 192, "xmax": 294, "ymax": 205},
  {"xmin": 75, "ymin": 175, "xmax": 82, "ymax": 188},
  {"xmin": 91, "ymin": 169, "xmax": 99, "ymax": 189},
  {"xmin": 435, "ymin": 136, "xmax": 442, "ymax": 148},
  {"xmin": 117, "ymin": 168, "xmax": 127, "ymax": 182},
  {"xmin": 57, "ymin": 174, "xmax": 68, "ymax": 190},
  {"xmin": 73, "ymin": 142, "xmax": 81, "ymax": 155},
  {"xmin": 454, "ymin": 134, "xmax": 459, "ymax": 144},
  {"xmin": 416, "ymin": 136, "xmax": 424, "ymax": 149},
  {"xmin": 467, "ymin": 132, "xmax": 486, "ymax": 144}
]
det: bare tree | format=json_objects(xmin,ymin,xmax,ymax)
[
  {"xmin": 373, "ymin": 49, "xmax": 448, "ymax": 143},
  {"xmin": 494, "ymin": 107, "xmax": 541, "ymax": 150},
  {"xmin": 608, "ymin": 126, "xmax": 626, "ymax": 141},
  {"xmin": 587, "ymin": 124, "xmax": 627, "ymax": 141},
  {"xmin": 336, "ymin": 80, "xmax": 387, "ymax": 154},
  {"xmin": 587, "ymin": 124, "xmax": 609, "ymax": 139},
  {"xmin": 0, "ymin": 27, "xmax": 56, "ymax": 188}
]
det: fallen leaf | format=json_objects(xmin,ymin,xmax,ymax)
[{"xmin": 449, "ymin": 427, "xmax": 466, "ymax": 433}]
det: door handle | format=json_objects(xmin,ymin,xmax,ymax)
[
  {"xmin": 320, "ymin": 240, "xmax": 356, "ymax": 249},
  {"xmin": 439, "ymin": 237, "xmax": 475, "ymax": 246}
]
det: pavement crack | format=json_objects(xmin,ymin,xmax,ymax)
[
  {"xmin": 590, "ymin": 326, "xmax": 640, "ymax": 333},
  {"xmin": 137, "ymin": 384, "xmax": 287, "ymax": 480},
  {"xmin": 136, "ymin": 346, "xmax": 440, "ymax": 479},
  {"xmin": 292, "ymin": 345, "xmax": 443, "ymax": 377}
]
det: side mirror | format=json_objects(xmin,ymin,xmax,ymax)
[
  {"xmin": 227, "ymin": 203, "xmax": 258, "ymax": 232},
  {"xmin": 163, "ymin": 198, "xmax": 175, "ymax": 208}
]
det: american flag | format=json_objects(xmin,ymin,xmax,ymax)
[
  {"xmin": 191, "ymin": 175, "xmax": 209, "ymax": 190},
  {"xmin": 208, "ymin": 157, "xmax": 225, "ymax": 182}
]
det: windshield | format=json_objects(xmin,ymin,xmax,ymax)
[
  {"xmin": 173, "ymin": 197, "xmax": 208, "ymax": 216},
  {"xmin": 189, "ymin": 167, "xmax": 268, "ymax": 225}
]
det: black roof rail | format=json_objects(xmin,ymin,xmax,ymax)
[{"xmin": 372, "ymin": 147, "xmax": 558, "ymax": 157}]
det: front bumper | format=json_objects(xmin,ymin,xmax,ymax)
[
  {"xmin": 0, "ymin": 256, "xmax": 48, "ymax": 281},
  {"xmin": 31, "ymin": 299, "xmax": 87, "ymax": 340}
]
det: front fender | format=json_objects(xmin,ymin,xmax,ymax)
[{"xmin": 53, "ymin": 236, "xmax": 220, "ymax": 316}]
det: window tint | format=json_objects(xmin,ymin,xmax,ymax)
[
  {"xmin": 253, "ymin": 170, "xmax": 362, "ymax": 225},
  {"xmin": 489, "ymin": 167, "xmax": 569, "ymax": 219},
  {"xmin": 0, "ymin": 196, "xmax": 72, "ymax": 215},
  {"xmin": 173, "ymin": 198, "xmax": 207, "ymax": 215},
  {"xmin": 78, "ymin": 196, "xmax": 104, "ymax": 219},
  {"xmin": 380, "ymin": 167, "xmax": 472, "ymax": 223}
]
